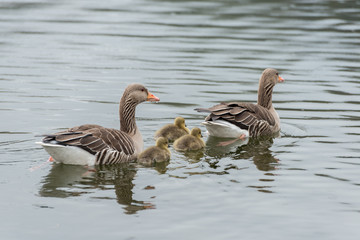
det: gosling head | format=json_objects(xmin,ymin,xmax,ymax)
[
  {"xmin": 156, "ymin": 137, "xmax": 169, "ymax": 149},
  {"xmin": 190, "ymin": 127, "xmax": 203, "ymax": 139},
  {"xmin": 174, "ymin": 117, "xmax": 186, "ymax": 128}
]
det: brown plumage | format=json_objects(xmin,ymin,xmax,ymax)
[
  {"xmin": 154, "ymin": 117, "xmax": 190, "ymax": 142},
  {"xmin": 195, "ymin": 68, "xmax": 284, "ymax": 138},
  {"xmin": 173, "ymin": 128, "xmax": 205, "ymax": 151},
  {"xmin": 138, "ymin": 137, "xmax": 171, "ymax": 166},
  {"xmin": 39, "ymin": 83, "xmax": 160, "ymax": 165}
]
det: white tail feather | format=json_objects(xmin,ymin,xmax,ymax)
[
  {"xmin": 201, "ymin": 120, "xmax": 249, "ymax": 138},
  {"xmin": 36, "ymin": 142, "xmax": 95, "ymax": 165}
]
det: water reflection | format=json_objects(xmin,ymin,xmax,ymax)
[
  {"xmin": 181, "ymin": 150, "xmax": 205, "ymax": 162},
  {"xmin": 39, "ymin": 163, "xmax": 154, "ymax": 214},
  {"xmin": 39, "ymin": 164, "xmax": 91, "ymax": 198},
  {"xmin": 138, "ymin": 160, "xmax": 170, "ymax": 174},
  {"xmin": 205, "ymin": 136, "xmax": 249, "ymax": 159},
  {"xmin": 233, "ymin": 138, "xmax": 279, "ymax": 172},
  {"xmin": 151, "ymin": 161, "xmax": 170, "ymax": 174},
  {"xmin": 206, "ymin": 136, "xmax": 278, "ymax": 171}
]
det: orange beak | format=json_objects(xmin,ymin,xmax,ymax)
[
  {"xmin": 147, "ymin": 91, "xmax": 160, "ymax": 102},
  {"xmin": 278, "ymin": 75, "xmax": 285, "ymax": 83}
]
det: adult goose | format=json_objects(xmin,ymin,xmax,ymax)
[
  {"xmin": 37, "ymin": 83, "xmax": 160, "ymax": 165},
  {"xmin": 195, "ymin": 68, "xmax": 284, "ymax": 143}
]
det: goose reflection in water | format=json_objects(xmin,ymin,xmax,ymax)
[
  {"xmin": 233, "ymin": 137, "xmax": 279, "ymax": 172},
  {"xmin": 205, "ymin": 136, "xmax": 279, "ymax": 171},
  {"xmin": 39, "ymin": 164, "xmax": 155, "ymax": 214}
]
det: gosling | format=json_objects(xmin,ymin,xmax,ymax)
[
  {"xmin": 138, "ymin": 137, "xmax": 171, "ymax": 166},
  {"xmin": 154, "ymin": 117, "xmax": 190, "ymax": 142},
  {"xmin": 173, "ymin": 127, "xmax": 205, "ymax": 151}
]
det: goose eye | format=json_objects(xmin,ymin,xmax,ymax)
[
  {"xmin": 276, "ymin": 72, "xmax": 279, "ymax": 76},
  {"xmin": 141, "ymin": 88, "xmax": 145, "ymax": 92}
]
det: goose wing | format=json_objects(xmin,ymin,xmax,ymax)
[
  {"xmin": 42, "ymin": 124, "xmax": 135, "ymax": 155},
  {"xmin": 196, "ymin": 102, "xmax": 276, "ymax": 136}
]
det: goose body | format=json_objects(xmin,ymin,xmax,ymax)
[
  {"xmin": 154, "ymin": 117, "xmax": 190, "ymax": 142},
  {"xmin": 38, "ymin": 84, "xmax": 160, "ymax": 165},
  {"xmin": 173, "ymin": 128, "xmax": 205, "ymax": 151},
  {"xmin": 138, "ymin": 137, "xmax": 171, "ymax": 166},
  {"xmin": 195, "ymin": 68, "xmax": 284, "ymax": 139}
]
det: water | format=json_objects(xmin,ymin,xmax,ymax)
[{"xmin": 1, "ymin": 0, "xmax": 360, "ymax": 239}]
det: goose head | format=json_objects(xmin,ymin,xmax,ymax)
[
  {"xmin": 124, "ymin": 83, "xmax": 160, "ymax": 104},
  {"xmin": 261, "ymin": 68, "xmax": 285, "ymax": 86}
]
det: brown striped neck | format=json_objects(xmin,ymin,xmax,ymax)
[
  {"xmin": 119, "ymin": 94, "xmax": 138, "ymax": 136},
  {"xmin": 257, "ymin": 76, "xmax": 275, "ymax": 110}
]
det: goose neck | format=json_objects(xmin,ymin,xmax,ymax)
[
  {"xmin": 257, "ymin": 81, "xmax": 274, "ymax": 109},
  {"xmin": 119, "ymin": 97, "xmax": 138, "ymax": 135}
]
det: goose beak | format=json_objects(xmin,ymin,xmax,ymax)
[
  {"xmin": 278, "ymin": 75, "xmax": 285, "ymax": 83},
  {"xmin": 147, "ymin": 92, "xmax": 160, "ymax": 102}
]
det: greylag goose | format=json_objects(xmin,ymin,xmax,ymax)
[
  {"xmin": 37, "ymin": 83, "xmax": 160, "ymax": 165},
  {"xmin": 173, "ymin": 127, "xmax": 205, "ymax": 151},
  {"xmin": 195, "ymin": 68, "xmax": 284, "ymax": 142},
  {"xmin": 138, "ymin": 137, "xmax": 171, "ymax": 166},
  {"xmin": 154, "ymin": 117, "xmax": 190, "ymax": 142}
]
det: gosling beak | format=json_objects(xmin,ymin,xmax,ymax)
[
  {"xmin": 278, "ymin": 75, "xmax": 285, "ymax": 83},
  {"xmin": 147, "ymin": 91, "xmax": 160, "ymax": 102}
]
